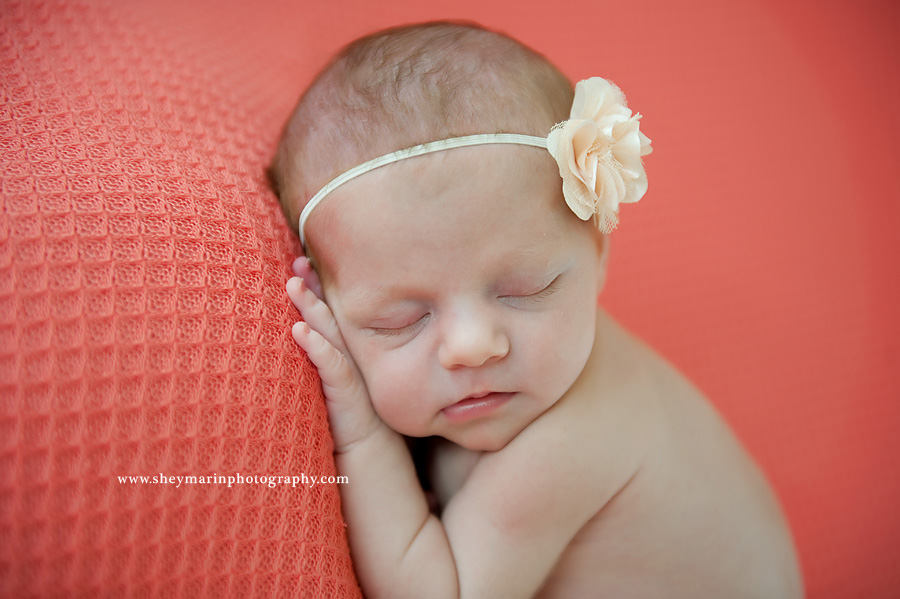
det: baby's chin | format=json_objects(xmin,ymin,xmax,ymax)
[
  {"xmin": 445, "ymin": 432, "xmax": 513, "ymax": 453},
  {"xmin": 437, "ymin": 415, "xmax": 538, "ymax": 453}
]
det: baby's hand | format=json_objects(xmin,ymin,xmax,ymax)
[{"xmin": 287, "ymin": 260, "xmax": 381, "ymax": 453}]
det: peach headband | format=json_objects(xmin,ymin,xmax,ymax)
[{"xmin": 298, "ymin": 77, "xmax": 652, "ymax": 248}]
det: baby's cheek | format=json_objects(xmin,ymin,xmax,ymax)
[
  {"xmin": 361, "ymin": 352, "xmax": 431, "ymax": 436},
  {"xmin": 531, "ymin": 311, "xmax": 594, "ymax": 398}
]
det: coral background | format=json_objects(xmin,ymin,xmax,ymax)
[{"xmin": 2, "ymin": 0, "xmax": 898, "ymax": 597}]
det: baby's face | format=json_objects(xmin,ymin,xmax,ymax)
[{"xmin": 307, "ymin": 146, "xmax": 605, "ymax": 451}]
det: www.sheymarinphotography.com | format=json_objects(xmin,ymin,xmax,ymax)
[{"xmin": 116, "ymin": 473, "xmax": 350, "ymax": 489}]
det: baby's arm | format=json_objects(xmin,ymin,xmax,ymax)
[{"xmin": 287, "ymin": 264, "xmax": 622, "ymax": 598}]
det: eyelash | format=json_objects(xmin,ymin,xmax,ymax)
[
  {"xmin": 370, "ymin": 276, "xmax": 561, "ymax": 337},
  {"xmin": 371, "ymin": 314, "xmax": 429, "ymax": 337},
  {"xmin": 502, "ymin": 275, "xmax": 561, "ymax": 302}
]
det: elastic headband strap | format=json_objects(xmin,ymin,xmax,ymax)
[{"xmin": 298, "ymin": 133, "xmax": 548, "ymax": 247}]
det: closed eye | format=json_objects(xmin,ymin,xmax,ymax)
[
  {"xmin": 370, "ymin": 314, "xmax": 429, "ymax": 337},
  {"xmin": 501, "ymin": 274, "xmax": 562, "ymax": 303}
]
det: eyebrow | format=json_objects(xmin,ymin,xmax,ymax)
[
  {"xmin": 337, "ymin": 283, "xmax": 424, "ymax": 323},
  {"xmin": 339, "ymin": 285, "xmax": 395, "ymax": 310}
]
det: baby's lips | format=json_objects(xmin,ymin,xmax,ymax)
[
  {"xmin": 443, "ymin": 388, "xmax": 495, "ymax": 409},
  {"xmin": 441, "ymin": 392, "xmax": 515, "ymax": 423}
]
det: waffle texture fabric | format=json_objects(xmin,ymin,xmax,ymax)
[{"xmin": 0, "ymin": 0, "xmax": 361, "ymax": 596}]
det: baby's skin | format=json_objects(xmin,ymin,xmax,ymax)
[{"xmin": 286, "ymin": 145, "xmax": 803, "ymax": 598}]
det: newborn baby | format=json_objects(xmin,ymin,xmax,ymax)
[{"xmin": 272, "ymin": 21, "xmax": 803, "ymax": 598}]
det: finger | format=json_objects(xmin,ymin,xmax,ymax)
[
  {"xmin": 291, "ymin": 255, "xmax": 309, "ymax": 277},
  {"xmin": 292, "ymin": 321, "xmax": 382, "ymax": 453},
  {"xmin": 292, "ymin": 321, "xmax": 365, "ymax": 407},
  {"xmin": 286, "ymin": 277, "xmax": 347, "ymax": 353},
  {"xmin": 292, "ymin": 256, "xmax": 324, "ymax": 300}
]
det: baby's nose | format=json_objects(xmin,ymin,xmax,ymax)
[{"xmin": 437, "ymin": 308, "xmax": 510, "ymax": 369}]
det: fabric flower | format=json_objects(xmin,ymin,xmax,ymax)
[{"xmin": 546, "ymin": 77, "xmax": 653, "ymax": 232}]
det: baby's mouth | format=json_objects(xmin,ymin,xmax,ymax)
[{"xmin": 441, "ymin": 392, "xmax": 514, "ymax": 423}]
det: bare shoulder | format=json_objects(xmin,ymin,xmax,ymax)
[
  {"xmin": 431, "ymin": 310, "xmax": 802, "ymax": 597},
  {"xmin": 538, "ymin": 309, "xmax": 803, "ymax": 598}
]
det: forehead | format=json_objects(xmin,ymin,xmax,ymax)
[{"xmin": 306, "ymin": 144, "xmax": 580, "ymax": 287}]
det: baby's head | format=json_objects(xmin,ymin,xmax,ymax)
[
  {"xmin": 270, "ymin": 21, "xmax": 573, "ymax": 231},
  {"xmin": 272, "ymin": 22, "xmax": 638, "ymax": 450}
]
